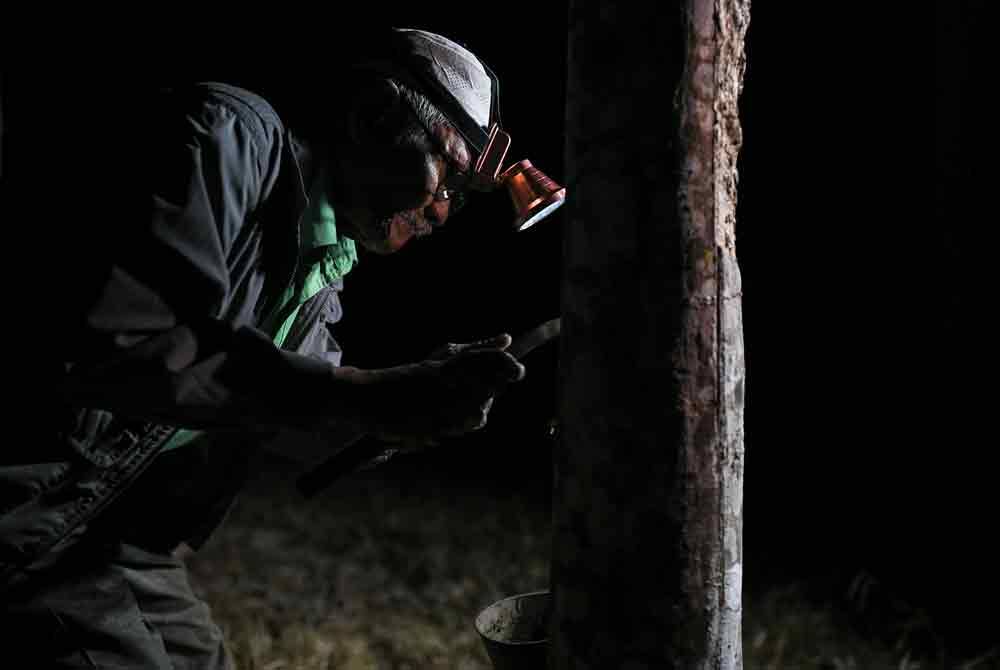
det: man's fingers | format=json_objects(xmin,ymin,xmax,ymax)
[
  {"xmin": 428, "ymin": 334, "xmax": 511, "ymax": 361},
  {"xmin": 472, "ymin": 396, "xmax": 495, "ymax": 430},
  {"xmin": 467, "ymin": 333, "xmax": 512, "ymax": 351},
  {"xmin": 439, "ymin": 396, "xmax": 494, "ymax": 435},
  {"xmin": 488, "ymin": 333, "xmax": 512, "ymax": 351},
  {"xmin": 444, "ymin": 349, "xmax": 525, "ymax": 388},
  {"xmin": 452, "ymin": 333, "xmax": 513, "ymax": 355}
]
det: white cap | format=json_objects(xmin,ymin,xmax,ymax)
[{"xmin": 393, "ymin": 28, "xmax": 493, "ymax": 131}]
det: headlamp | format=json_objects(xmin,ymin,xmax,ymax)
[
  {"xmin": 383, "ymin": 29, "xmax": 567, "ymax": 231},
  {"xmin": 470, "ymin": 123, "xmax": 566, "ymax": 231}
]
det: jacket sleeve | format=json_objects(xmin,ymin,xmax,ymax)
[{"xmin": 54, "ymin": 89, "xmax": 369, "ymax": 433}]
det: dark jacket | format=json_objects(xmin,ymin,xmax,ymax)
[{"xmin": 1, "ymin": 82, "xmax": 351, "ymax": 591}]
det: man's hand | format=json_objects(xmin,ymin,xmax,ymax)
[{"xmin": 360, "ymin": 333, "xmax": 525, "ymax": 442}]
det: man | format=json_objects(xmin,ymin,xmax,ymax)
[{"xmin": 0, "ymin": 28, "xmax": 555, "ymax": 668}]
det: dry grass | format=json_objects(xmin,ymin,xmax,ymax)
[
  {"xmin": 187, "ymin": 456, "xmax": 549, "ymax": 669},
  {"xmin": 185, "ymin": 454, "xmax": 994, "ymax": 670}
]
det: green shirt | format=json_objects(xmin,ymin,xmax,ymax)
[
  {"xmin": 257, "ymin": 173, "xmax": 358, "ymax": 348},
  {"xmin": 161, "ymin": 174, "xmax": 358, "ymax": 451}
]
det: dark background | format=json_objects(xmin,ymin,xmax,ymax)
[
  {"xmin": 327, "ymin": 4, "xmax": 987, "ymax": 652},
  {"xmin": 247, "ymin": 4, "xmax": 984, "ymax": 651},
  {"xmin": 3, "ymin": 0, "xmax": 988, "ymax": 656}
]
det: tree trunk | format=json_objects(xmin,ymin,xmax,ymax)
[{"xmin": 551, "ymin": 1, "xmax": 749, "ymax": 668}]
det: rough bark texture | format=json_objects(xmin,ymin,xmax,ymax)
[{"xmin": 551, "ymin": 1, "xmax": 748, "ymax": 668}]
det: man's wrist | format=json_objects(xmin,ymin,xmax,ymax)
[
  {"xmin": 328, "ymin": 365, "xmax": 378, "ymax": 434},
  {"xmin": 330, "ymin": 362, "xmax": 428, "ymax": 439}
]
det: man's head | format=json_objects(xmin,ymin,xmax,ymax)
[{"xmin": 325, "ymin": 29, "xmax": 494, "ymax": 254}]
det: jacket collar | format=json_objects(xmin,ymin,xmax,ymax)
[{"xmin": 254, "ymin": 130, "xmax": 317, "ymax": 324}]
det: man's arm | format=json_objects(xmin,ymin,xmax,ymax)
[
  {"xmin": 53, "ymin": 86, "xmax": 373, "ymax": 433},
  {"xmin": 53, "ymin": 85, "xmax": 522, "ymax": 440}
]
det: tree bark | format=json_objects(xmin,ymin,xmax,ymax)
[{"xmin": 551, "ymin": 1, "xmax": 749, "ymax": 668}]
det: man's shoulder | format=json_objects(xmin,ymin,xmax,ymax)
[
  {"xmin": 191, "ymin": 83, "xmax": 283, "ymax": 128},
  {"xmin": 165, "ymin": 82, "xmax": 286, "ymax": 152}
]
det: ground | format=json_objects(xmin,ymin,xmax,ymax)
[{"xmin": 185, "ymin": 450, "xmax": 999, "ymax": 670}]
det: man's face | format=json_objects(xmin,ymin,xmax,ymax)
[{"xmin": 332, "ymin": 124, "xmax": 472, "ymax": 254}]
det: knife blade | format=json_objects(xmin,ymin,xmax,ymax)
[{"xmin": 507, "ymin": 317, "xmax": 561, "ymax": 360}]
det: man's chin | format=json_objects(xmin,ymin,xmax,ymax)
[
  {"xmin": 366, "ymin": 241, "xmax": 401, "ymax": 255},
  {"xmin": 344, "ymin": 215, "xmax": 428, "ymax": 255},
  {"xmin": 354, "ymin": 228, "xmax": 409, "ymax": 255},
  {"xmin": 384, "ymin": 218, "xmax": 417, "ymax": 253},
  {"xmin": 340, "ymin": 215, "xmax": 405, "ymax": 255}
]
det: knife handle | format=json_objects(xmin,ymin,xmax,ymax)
[{"xmin": 296, "ymin": 435, "xmax": 391, "ymax": 498}]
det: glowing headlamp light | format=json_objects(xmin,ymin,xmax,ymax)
[{"xmin": 470, "ymin": 123, "xmax": 566, "ymax": 231}]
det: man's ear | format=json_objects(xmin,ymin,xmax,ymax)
[{"xmin": 347, "ymin": 78, "xmax": 402, "ymax": 146}]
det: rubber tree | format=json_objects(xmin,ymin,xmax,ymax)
[{"xmin": 551, "ymin": 1, "xmax": 750, "ymax": 668}]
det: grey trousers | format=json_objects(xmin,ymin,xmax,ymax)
[{"xmin": 1, "ymin": 542, "xmax": 233, "ymax": 670}]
